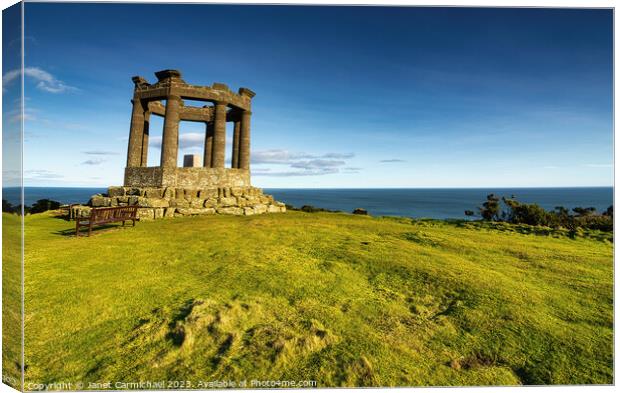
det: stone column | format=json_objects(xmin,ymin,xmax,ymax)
[
  {"xmin": 212, "ymin": 101, "xmax": 227, "ymax": 168},
  {"xmin": 203, "ymin": 121, "xmax": 214, "ymax": 167},
  {"xmin": 239, "ymin": 110, "xmax": 251, "ymax": 170},
  {"xmin": 140, "ymin": 111, "xmax": 151, "ymax": 167},
  {"xmin": 231, "ymin": 121, "xmax": 240, "ymax": 168},
  {"xmin": 160, "ymin": 95, "xmax": 182, "ymax": 168},
  {"xmin": 126, "ymin": 98, "xmax": 145, "ymax": 167}
]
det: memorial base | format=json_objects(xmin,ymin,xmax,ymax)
[{"xmin": 76, "ymin": 185, "xmax": 286, "ymax": 220}]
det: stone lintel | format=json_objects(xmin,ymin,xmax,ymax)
[
  {"xmin": 212, "ymin": 82, "xmax": 230, "ymax": 91},
  {"xmin": 134, "ymin": 85, "xmax": 251, "ymax": 111}
]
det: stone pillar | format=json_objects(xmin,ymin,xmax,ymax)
[
  {"xmin": 231, "ymin": 121, "xmax": 240, "ymax": 168},
  {"xmin": 239, "ymin": 110, "xmax": 251, "ymax": 170},
  {"xmin": 212, "ymin": 101, "xmax": 227, "ymax": 168},
  {"xmin": 160, "ymin": 95, "xmax": 182, "ymax": 168},
  {"xmin": 126, "ymin": 98, "xmax": 145, "ymax": 167},
  {"xmin": 140, "ymin": 111, "xmax": 151, "ymax": 167},
  {"xmin": 203, "ymin": 121, "xmax": 214, "ymax": 167}
]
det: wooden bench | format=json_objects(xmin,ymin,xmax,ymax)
[{"xmin": 75, "ymin": 206, "xmax": 139, "ymax": 237}]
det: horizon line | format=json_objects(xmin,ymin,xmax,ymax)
[{"xmin": 6, "ymin": 185, "xmax": 615, "ymax": 190}]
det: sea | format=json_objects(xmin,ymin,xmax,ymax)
[{"xmin": 2, "ymin": 186, "xmax": 613, "ymax": 220}]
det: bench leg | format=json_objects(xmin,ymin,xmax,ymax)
[
  {"xmin": 133, "ymin": 219, "xmax": 136, "ymax": 227},
  {"xmin": 122, "ymin": 220, "xmax": 125, "ymax": 226},
  {"xmin": 88, "ymin": 223, "xmax": 92, "ymax": 237},
  {"xmin": 75, "ymin": 220, "xmax": 80, "ymax": 237}
]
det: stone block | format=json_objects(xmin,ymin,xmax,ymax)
[
  {"xmin": 90, "ymin": 196, "xmax": 111, "ymax": 207},
  {"xmin": 190, "ymin": 199, "xmax": 205, "ymax": 208},
  {"xmin": 164, "ymin": 208, "xmax": 176, "ymax": 218},
  {"xmin": 244, "ymin": 207, "xmax": 255, "ymax": 215},
  {"xmin": 203, "ymin": 198, "xmax": 218, "ymax": 208},
  {"xmin": 175, "ymin": 188, "xmax": 185, "ymax": 199},
  {"xmin": 235, "ymin": 197, "xmax": 248, "ymax": 207},
  {"xmin": 217, "ymin": 206, "xmax": 244, "ymax": 215},
  {"xmin": 268, "ymin": 205, "xmax": 282, "ymax": 213},
  {"xmin": 110, "ymin": 198, "xmax": 119, "ymax": 207},
  {"xmin": 245, "ymin": 195, "xmax": 259, "ymax": 204},
  {"xmin": 154, "ymin": 208, "xmax": 164, "ymax": 219},
  {"xmin": 126, "ymin": 187, "xmax": 143, "ymax": 196},
  {"xmin": 143, "ymin": 198, "xmax": 169, "ymax": 208},
  {"xmin": 199, "ymin": 188, "xmax": 217, "ymax": 199},
  {"xmin": 259, "ymin": 195, "xmax": 274, "ymax": 204},
  {"xmin": 183, "ymin": 154, "xmax": 201, "ymax": 168},
  {"xmin": 145, "ymin": 188, "xmax": 164, "ymax": 198},
  {"xmin": 231, "ymin": 187, "xmax": 244, "ymax": 197},
  {"xmin": 184, "ymin": 189, "xmax": 199, "ymax": 200},
  {"xmin": 170, "ymin": 199, "xmax": 189, "ymax": 208},
  {"xmin": 123, "ymin": 166, "xmax": 251, "ymax": 189},
  {"xmin": 219, "ymin": 196, "xmax": 237, "ymax": 207},
  {"xmin": 108, "ymin": 186, "xmax": 125, "ymax": 197},
  {"xmin": 253, "ymin": 204, "xmax": 268, "ymax": 214},
  {"xmin": 137, "ymin": 208, "xmax": 155, "ymax": 220},
  {"xmin": 163, "ymin": 187, "xmax": 175, "ymax": 199},
  {"xmin": 177, "ymin": 208, "xmax": 213, "ymax": 215},
  {"xmin": 128, "ymin": 196, "xmax": 140, "ymax": 205},
  {"xmin": 117, "ymin": 196, "xmax": 129, "ymax": 203}
]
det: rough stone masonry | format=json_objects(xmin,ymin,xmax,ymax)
[{"xmin": 84, "ymin": 69, "xmax": 285, "ymax": 219}]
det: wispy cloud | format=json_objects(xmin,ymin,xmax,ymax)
[
  {"xmin": 24, "ymin": 169, "xmax": 64, "ymax": 179},
  {"xmin": 3, "ymin": 67, "xmax": 77, "ymax": 94},
  {"xmin": 380, "ymin": 159, "xmax": 406, "ymax": 163},
  {"xmin": 81, "ymin": 159, "xmax": 105, "ymax": 166},
  {"xmin": 83, "ymin": 150, "xmax": 119, "ymax": 156},
  {"xmin": 252, "ymin": 149, "xmax": 356, "ymax": 177},
  {"xmin": 290, "ymin": 159, "xmax": 346, "ymax": 170},
  {"xmin": 252, "ymin": 168, "xmax": 339, "ymax": 177},
  {"xmin": 252, "ymin": 149, "xmax": 355, "ymax": 164}
]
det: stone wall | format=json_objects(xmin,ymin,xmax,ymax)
[
  {"xmin": 83, "ymin": 186, "xmax": 285, "ymax": 220},
  {"xmin": 124, "ymin": 167, "xmax": 250, "ymax": 188}
]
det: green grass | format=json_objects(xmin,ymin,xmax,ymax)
[
  {"xmin": 15, "ymin": 211, "xmax": 613, "ymax": 387},
  {"xmin": 3, "ymin": 212, "xmax": 22, "ymax": 390}
]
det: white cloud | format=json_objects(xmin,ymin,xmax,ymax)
[
  {"xmin": 81, "ymin": 158, "xmax": 105, "ymax": 166},
  {"xmin": 3, "ymin": 67, "xmax": 77, "ymax": 94},
  {"xmin": 251, "ymin": 149, "xmax": 357, "ymax": 177},
  {"xmin": 24, "ymin": 169, "xmax": 64, "ymax": 179},
  {"xmin": 252, "ymin": 168, "xmax": 339, "ymax": 177},
  {"xmin": 149, "ymin": 133, "xmax": 205, "ymax": 150},
  {"xmin": 290, "ymin": 159, "xmax": 346, "ymax": 170},
  {"xmin": 252, "ymin": 149, "xmax": 355, "ymax": 164},
  {"xmin": 83, "ymin": 150, "xmax": 119, "ymax": 156}
]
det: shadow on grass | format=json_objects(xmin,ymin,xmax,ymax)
[{"xmin": 55, "ymin": 223, "xmax": 135, "ymax": 237}]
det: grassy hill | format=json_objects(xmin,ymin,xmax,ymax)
[{"xmin": 8, "ymin": 210, "xmax": 614, "ymax": 387}]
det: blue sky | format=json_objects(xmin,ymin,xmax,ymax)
[{"xmin": 6, "ymin": 4, "xmax": 613, "ymax": 188}]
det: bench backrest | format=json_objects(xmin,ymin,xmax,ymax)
[{"xmin": 90, "ymin": 206, "xmax": 138, "ymax": 222}]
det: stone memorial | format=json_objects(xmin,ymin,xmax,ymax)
[{"xmin": 86, "ymin": 69, "xmax": 286, "ymax": 220}]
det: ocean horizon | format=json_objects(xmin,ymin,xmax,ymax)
[{"xmin": 2, "ymin": 186, "xmax": 613, "ymax": 220}]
